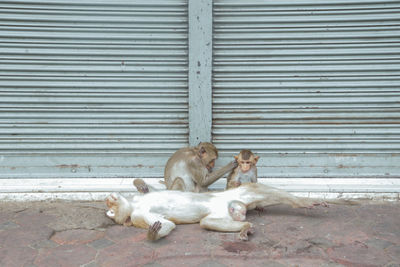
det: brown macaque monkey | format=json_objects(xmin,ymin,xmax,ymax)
[
  {"xmin": 105, "ymin": 183, "xmax": 358, "ymax": 242},
  {"xmin": 226, "ymin": 149, "xmax": 259, "ymax": 189},
  {"xmin": 228, "ymin": 200, "xmax": 247, "ymax": 222},
  {"xmin": 164, "ymin": 142, "xmax": 237, "ymax": 192}
]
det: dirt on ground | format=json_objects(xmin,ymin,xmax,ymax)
[
  {"xmin": 1, "ymin": 199, "xmax": 399, "ymax": 266},
  {"xmin": 0, "ymin": 200, "xmax": 112, "ymax": 232}
]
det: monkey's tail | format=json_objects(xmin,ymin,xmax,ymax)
[{"xmin": 318, "ymin": 198, "xmax": 360, "ymax": 206}]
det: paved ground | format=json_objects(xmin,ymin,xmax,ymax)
[{"xmin": 0, "ymin": 199, "xmax": 399, "ymax": 267}]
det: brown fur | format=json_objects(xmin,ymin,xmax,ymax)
[
  {"xmin": 132, "ymin": 217, "xmax": 149, "ymax": 229},
  {"xmin": 226, "ymin": 150, "xmax": 259, "ymax": 189},
  {"xmin": 239, "ymin": 149, "xmax": 252, "ymax": 160},
  {"xmin": 164, "ymin": 142, "xmax": 237, "ymax": 192}
]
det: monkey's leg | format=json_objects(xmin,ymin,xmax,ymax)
[
  {"xmin": 274, "ymin": 190, "xmax": 322, "ymax": 209},
  {"xmin": 136, "ymin": 213, "xmax": 176, "ymax": 241},
  {"xmin": 258, "ymin": 191, "xmax": 318, "ymax": 209},
  {"xmin": 199, "ymin": 217, "xmax": 254, "ymax": 241},
  {"xmin": 133, "ymin": 179, "xmax": 158, "ymax": 193},
  {"xmin": 169, "ymin": 177, "xmax": 186, "ymax": 191},
  {"xmin": 133, "ymin": 178, "xmax": 149, "ymax": 193},
  {"xmin": 251, "ymin": 184, "xmax": 319, "ymax": 209}
]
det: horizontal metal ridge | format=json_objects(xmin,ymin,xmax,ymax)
[
  {"xmin": 214, "ymin": 25, "xmax": 400, "ymax": 32},
  {"xmin": 212, "ymin": 123, "xmax": 400, "ymax": 129},
  {"xmin": 0, "ymin": 98, "xmax": 187, "ymax": 105},
  {"xmin": 213, "ymin": 0, "xmax": 400, "ymax": 7},
  {"xmin": 214, "ymin": 92, "xmax": 400, "ymax": 97},
  {"xmin": 212, "ymin": 80, "xmax": 400, "ymax": 86},
  {"xmin": 214, "ymin": 16, "xmax": 400, "ymax": 24},
  {"xmin": 214, "ymin": 48, "xmax": 400, "ymax": 55},
  {"xmin": 0, "ymin": 0, "xmax": 186, "ymax": 8},
  {"xmin": 214, "ymin": 74, "xmax": 400, "ymax": 78},
  {"xmin": 0, "ymin": 48, "xmax": 187, "ymax": 55},
  {"xmin": 0, "ymin": 91, "xmax": 187, "ymax": 96},
  {"xmin": 214, "ymin": 64, "xmax": 400, "ymax": 71}
]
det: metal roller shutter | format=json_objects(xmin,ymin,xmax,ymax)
[
  {"xmin": 213, "ymin": 0, "xmax": 400, "ymax": 179},
  {"xmin": 0, "ymin": 0, "xmax": 188, "ymax": 179}
]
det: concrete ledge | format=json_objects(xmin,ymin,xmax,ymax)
[{"xmin": 0, "ymin": 178, "xmax": 399, "ymax": 201}]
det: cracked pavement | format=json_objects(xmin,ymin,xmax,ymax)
[{"xmin": 0, "ymin": 200, "xmax": 399, "ymax": 267}]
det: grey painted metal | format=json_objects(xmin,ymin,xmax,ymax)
[
  {"xmin": 188, "ymin": 0, "xmax": 213, "ymax": 145},
  {"xmin": 0, "ymin": 0, "xmax": 188, "ymax": 178},
  {"xmin": 212, "ymin": 0, "xmax": 400, "ymax": 178}
]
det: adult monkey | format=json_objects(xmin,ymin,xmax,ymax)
[
  {"xmin": 106, "ymin": 183, "xmax": 360, "ymax": 241},
  {"xmin": 164, "ymin": 142, "xmax": 237, "ymax": 192},
  {"xmin": 133, "ymin": 179, "xmax": 246, "ymax": 222}
]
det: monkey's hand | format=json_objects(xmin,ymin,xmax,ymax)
[
  {"xmin": 147, "ymin": 221, "xmax": 162, "ymax": 241},
  {"xmin": 238, "ymin": 222, "xmax": 254, "ymax": 241},
  {"xmin": 234, "ymin": 181, "xmax": 242, "ymax": 187},
  {"xmin": 123, "ymin": 217, "xmax": 133, "ymax": 227},
  {"xmin": 232, "ymin": 159, "xmax": 239, "ymax": 169}
]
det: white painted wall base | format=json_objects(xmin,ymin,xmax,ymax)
[{"xmin": 0, "ymin": 178, "xmax": 399, "ymax": 201}]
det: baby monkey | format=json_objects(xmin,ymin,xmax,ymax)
[{"xmin": 226, "ymin": 149, "xmax": 259, "ymax": 189}]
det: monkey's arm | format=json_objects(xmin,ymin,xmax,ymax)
[
  {"xmin": 199, "ymin": 216, "xmax": 254, "ymax": 241},
  {"xmin": 226, "ymin": 179, "xmax": 237, "ymax": 189},
  {"xmin": 251, "ymin": 168, "xmax": 258, "ymax": 183},
  {"xmin": 202, "ymin": 161, "xmax": 238, "ymax": 187},
  {"xmin": 226, "ymin": 170, "xmax": 234, "ymax": 189},
  {"xmin": 227, "ymin": 176, "xmax": 241, "ymax": 189}
]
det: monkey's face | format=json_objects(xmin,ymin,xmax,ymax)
[
  {"xmin": 198, "ymin": 143, "xmax": 218, "ymax": 172},
  {"xmin": 239, "ymin": 160, "xmax": 252, "ymax": 172},
  {"xmin": 206, "ymin": 159, "xmax": 216, "ymax": 172},
  {"xmin": 106, "ymin": 193, "xmax": 130, "ymax": 225},
  {"xmin": 106, "ymin": 194, "xmax": 120, "ymax": 221},
  {"xmin": 238, "ymin": 156, "xmax": 257, "ymax": 173},
  {"xmin": 236, "ymin": 154, "xmax": 259, "ymax": 173}
]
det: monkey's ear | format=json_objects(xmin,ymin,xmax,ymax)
[
  {"xmin": 199, "ymin": 146, "xmax": 206, "ymax": 155},
  {"xmin": 254, "ymin": 156, "xmax": 260, "ymax": 163}
]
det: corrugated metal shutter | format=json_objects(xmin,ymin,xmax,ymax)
[
  {"xmin": 0, "ymin": 0, "xmax": 188, "ymax": 178},
  {"xmin": 213, "ymin": 0, "xmax": 400, "ymax": 178}
]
